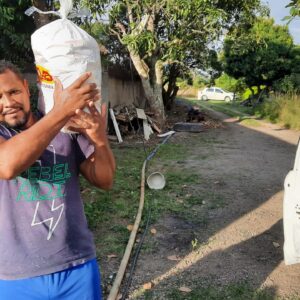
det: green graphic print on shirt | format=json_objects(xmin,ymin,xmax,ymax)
[
  {"xmin": 11, "ymin": 160, "xmax": 72, "ymax": 241},
  {"xmin": 15, "ymin": 162, "xmax": 71, "ymax": 202}
]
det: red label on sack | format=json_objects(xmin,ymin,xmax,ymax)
[{"xmin": 36, "ymin": 65, "xmax": 54, "ymax": 84}]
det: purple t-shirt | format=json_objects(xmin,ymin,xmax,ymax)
[{"xmin": 0, "ymin": 124, "xmax": 96, "ymax": 280}]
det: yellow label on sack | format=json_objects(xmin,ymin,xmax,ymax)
[{"xmin": 36, "ymin": 65, "xmax": 54, "ymax": 84}]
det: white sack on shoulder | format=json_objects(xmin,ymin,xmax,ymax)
[{"xmin": 31, "ymin": 17, "xmax": 102, "ymax": 131}]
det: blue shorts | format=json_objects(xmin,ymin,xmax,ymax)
[{"xmin": 0, "ymin": 258, "xmax": 102, "ymax": 300}]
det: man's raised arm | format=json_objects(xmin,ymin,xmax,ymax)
[
  {"xmin": 0, "ymin": 73, "xmax": 99, "ymax": 179},
  {"xmin": 67, "ymin": 102, "xmax": 116, "ymax": 190}
]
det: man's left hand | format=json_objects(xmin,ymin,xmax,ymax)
[{"xmin": 68, "ymin": 101, "xmax": 108, "ymax": 147}]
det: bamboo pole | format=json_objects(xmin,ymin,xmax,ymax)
[
  {"xmin": 107, "ymin": 160, "xmax": 147, "ymax": 300},
  {"xmin": 107, "ymin": 133, "xmax": 174, "ymax": 299}
]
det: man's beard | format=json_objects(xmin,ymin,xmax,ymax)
[{"xmin": 1, "ymin": 110, "xmax": 30, "ymax": 130}]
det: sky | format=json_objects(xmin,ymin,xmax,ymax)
[{"xmin": 266, "ymin": 0, "xmax": 300, "ymax": 44}]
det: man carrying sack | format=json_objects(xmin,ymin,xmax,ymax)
[{"xmin": 0, "ymin": 60, "xmax": 115, "ymax": 299}]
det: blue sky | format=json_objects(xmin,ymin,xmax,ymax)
[{"xmin": 266, "ymin": 0, "xmax": 300, "ymax": 44}]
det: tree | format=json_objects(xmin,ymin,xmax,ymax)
[
  {"xmin": 1, "ymin": 0, "xmax": 261, "ymax": 124},
  {"xmin": 0, "ymin": 0, "xmax": 36, "ymax": 67},
  {"xmin": 272, "ymin": 45, "xmax": 300, "ymax": 94},
  {"xmin": 77, "ymin": 0, "xmax": 261, "ymax": 125},
  {"xmin": 31, "ymin": 0, "xmax": 60, "ymax": 28},
  {"xmin": 0, "ymin": 0, "xmax": 59, "ymax": 67},
  {"xmin": 215, "ymin": 73, "xmax": 236, "ymax": 91},
  {"xmin": 222, "ymin": 18, "xmax": 294, "ymax": 98},
  {"xmin": 285, "ymin": 0, "xmax": 300, "ymax": 19}
]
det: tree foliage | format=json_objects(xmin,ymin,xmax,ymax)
[
  {"xmin": 215, "ymin": 74, "xmax": 237, "ymax": 92},
  {"xmin": 273, "ymin": 45, "xmax": 300, "ymax": 94},
  {"xmin": 76, "ymin": 0, "xmax": 262, "ymax": 123},
  {"xmin": 285, "ymin": 0, "xmax": 300, "ymax": 20},
  {"xmin": 0, "ymin": 0, "xmax": 263, "ymax": 123},
  {"xmin": 0, "ymin": 0, "xmax": 36, "ymax": 67},
  {"xmin": 222, "ymin": 18, "xmax": 294, "ymax": 95},
  {"xmin": 0, "ymin": 0, "xmax": 60, "ymax": 67}
]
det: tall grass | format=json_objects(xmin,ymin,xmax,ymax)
[{"xmin": 255, "ymin": 94, "xmax": 300, "ymax": 130}]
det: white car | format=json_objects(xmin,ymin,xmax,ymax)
[{"xmin": 197, "ymin": 87, "xmax": 234, "ymax": 102}]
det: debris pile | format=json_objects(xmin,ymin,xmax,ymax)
[
  {"xmin": 108, "ymin": 105, "xmax": 161, "ymax": 142},
  {"xmin": 166, "ymin": 104, "xmax": 223, "ymax": 131},
  {"xmin": 108, "ymin": 103, "xmax": 223, "ymax": 142},
  {"xmin": 186, "ymin": 106, "xmax": 205, "ymax": 123}
]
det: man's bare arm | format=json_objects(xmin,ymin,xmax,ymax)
[
  {"xmin": 68, "ymin": 102, "xmax": 116, "ymax": 190},
  {"xmin": 0, "ymin": 74, "xmax": 99, "ymax": 179}
]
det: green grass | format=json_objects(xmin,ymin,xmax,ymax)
[
  {"xmin": 239, "ymin": 118, "xmax": 262, "ymax": 127},
  {"xmin": 208, "ymin": 100, "xmax": 253, "ymax": 116},
  {"xmin": 182, "ymin": 94, "xmax": 300, "ymax": 131},
  {"xmin": 152, "ymin": 143, "xmax": 187, "ymax": 161},
  {"xmin": 185, "ymin": 98, "xmax": 253, "ymax": 119},
  {"xmin": 146, "ymin": 172, "xmax": 203, "ymax": 222},
  {"xmin": 80, "ymin": 179, "xmax": 115, "ymax": 228},
  {"xmin": 80, "ymin": 145, "xmax": 145, "ymax": 256},
  {"xmin": 81, "ymin": 132, "xmax": 227, "ymax": 258},
  {"xmin": 81, "ymin": 140, "xmax": 196, "ymax": 257}
]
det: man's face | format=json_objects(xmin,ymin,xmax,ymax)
[{"xmin": 0, "ymin": 69, "xmax": 32, "ymax": 130}]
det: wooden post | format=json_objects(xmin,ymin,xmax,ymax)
[{"xmin": 109, "ymin": 108, "xmax": 123, "ymax": 143}]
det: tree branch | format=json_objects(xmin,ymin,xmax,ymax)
[
  {"xmin": 126, "ymin": 0, "xmax": 134, "ymax": 24},
  {"xmin": 132, "ymin": 14, "xmax": 150, "ymax": 35},
  {"xmin": 115, "ymin": 22, "xmax": 127, "ymax": 35},
  {"xmin": 109, "ymin": 27, "xmax": 124, "ymax": 44}
]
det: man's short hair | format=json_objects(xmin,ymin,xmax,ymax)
[{"xmin": 0, "ymin": 60, "xmax": 24, "ymax": 81}]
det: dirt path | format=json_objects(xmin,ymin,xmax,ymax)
[{"xmin": 126, "ymin": 109, "xmax": 300, "ymax": 299}]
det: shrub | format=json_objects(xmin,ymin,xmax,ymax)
[
  {"xmin": 273, "ymin": 74, "xmax": 300, "ymax": 94},
  {"xmin": 280, "ymin": 95, "xmax": 300, "ymax": 129},
  {"xmin": 255, "ymin": 94, "xmax": 300, "ymax": 129}
]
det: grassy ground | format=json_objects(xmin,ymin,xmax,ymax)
[
  {"xmin": 79, "ymin": 126, "xmax": 297, "ymax": 298},
  {"xmin": 183, "ymin": 95, "xmax": 300, "ymax": 130},
  {"xmin": 78, "ymin": 98, "xmax": 300, "ymax": 297},
  {"xmin": 145, "ymin": 282, "xmax": 286, "ymax": 300},
  {"xmin": 183, "ymin": 98, "xmax": 262, "ymax": 128},
  {"xmin": 184, "ymin": 98, "xmax": 251, "ymax": 117},
  {"xmin": 82, "ymin": 131, "xmax": 231, "ymax": 243},
  {"xmin": 80, "ymin": 137, "xmax": 201, "ymax": 258}
]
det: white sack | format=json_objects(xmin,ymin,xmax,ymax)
[
  {"xmin": 283, "ymin": 139, "xmax": 300, "ymax": 265},
  {"xmin": 31, "ymin": 7, "xmax": 101, "ymax": 131}
]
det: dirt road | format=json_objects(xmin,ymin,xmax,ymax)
[{"xmin": 126, "ymin": 108, "xmax": 300, "ymax": 299}]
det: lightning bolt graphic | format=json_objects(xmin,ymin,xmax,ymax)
[
  {"xmin": 31, "ymin": 199, "xmax": 64, "ymax": 240},
  {"xmin": 31, "ymin": 145, "xmax": 64, "ymax": 240}
]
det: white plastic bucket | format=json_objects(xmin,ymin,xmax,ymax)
[{"xmin": 147, "ymin": 172, "xmax": 166, "ymax": 190}]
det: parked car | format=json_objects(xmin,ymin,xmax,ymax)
[{"xmin": 197, "ymin": 87, "xmax": 235, "ymax": 102}]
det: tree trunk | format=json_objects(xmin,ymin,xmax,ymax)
[
  {"xmin": 129, "ymin": 51, "xmax": 165, "ymax": 126},
  {"xmin": 32, "ymin": 0, "xmax": 59, "ymax": 29},
  {"xmin": 163, "ymin": 65, "xmax": 180, "ymax": 110}
]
